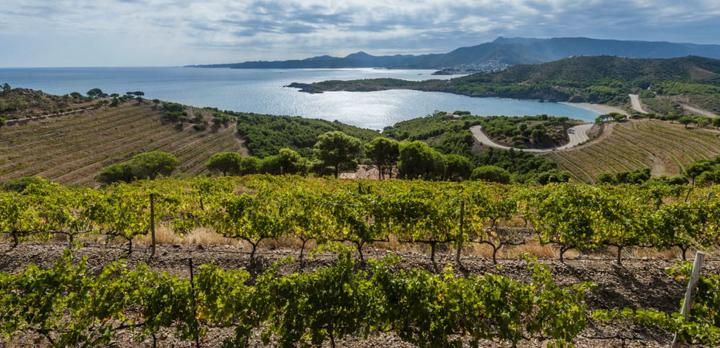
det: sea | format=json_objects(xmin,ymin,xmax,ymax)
[{"xmin": 0, "ymin": 67, "xmax": 599, "ymax": 130}]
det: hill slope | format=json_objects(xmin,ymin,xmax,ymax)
[
  {"xmin": 543, "ymin": 120, "xmax": 720, "ymax": 181},
  {"xmin": 191, "ymin": 37, "xmax": 720, "ymax": 70},
  {"xmin": 290, "ymin": 56, "xmax": 720, "ymax": 107},
  {"xmin": 0, "ymin": 102, "xmax": 245, "ymax": 185}
]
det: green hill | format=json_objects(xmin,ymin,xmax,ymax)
[{"xmin": 290, "ymin": 56, "xmax": 720, "ymax": 107}]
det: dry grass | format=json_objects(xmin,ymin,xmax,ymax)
[{"xmin": 135, "ymin": 226, "xmax": 240, "ymax": 247}]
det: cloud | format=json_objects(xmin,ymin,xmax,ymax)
[{"xmin": 0, "ymin": 0, "xmax": 719, "ymax": 66}]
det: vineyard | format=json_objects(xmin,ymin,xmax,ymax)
[
  {"xmin": 0, "ymin": 102, "xmax": 245, "ymax": 185},
  {"xmin": 544, "ymin": 119, "xmax": 720, "ymax": 182},
  {"xmin": 2, "ymin": 175, "xmax": 720, "ymax": 346}
]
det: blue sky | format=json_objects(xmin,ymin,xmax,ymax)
[{"xmin": 1, "ymin": 0, "xmax": 720, "ymax": 67}]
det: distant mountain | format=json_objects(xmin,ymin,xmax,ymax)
[{"xmin": 189, "ymin": 37, "xmax": 720, "ymax": 70}]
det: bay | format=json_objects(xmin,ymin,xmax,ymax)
[{"xmin": 0, "ymin": 67, "xmax": 599, "ymax": 130}]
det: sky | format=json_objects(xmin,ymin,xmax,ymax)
[{"xmin": 1, "ymin": 0, "xmax": 720, "ymax": 67}]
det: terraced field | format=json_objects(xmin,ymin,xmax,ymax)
[
  {"xmin": 0, "ymin": 102, "xmax": 246, "ymax": 185},
  {"xmin": 544, "ymin": 119, "xmax": 720, "ymax": 182}
]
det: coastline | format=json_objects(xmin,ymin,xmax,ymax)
[{"xmin": 562, "ymin": 102, "xmax": 629, "ymax": 116}]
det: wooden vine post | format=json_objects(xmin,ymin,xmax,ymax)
[
  {"xmin": 149, "ymin": 193, "xmax": 156, "ymax": 259},
  {"xmin": 188, "ymin": 258, "xmax": 201, "ymax": 348},
  {"xmin": 671, "ymin": 251, "xmax": 705, "ymax": 348},
  {"xmin": 455, "ymin": 199, "xmax": 465, "ymax": 269}
]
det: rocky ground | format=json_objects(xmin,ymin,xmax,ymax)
[{"xmin": 2, "ymin": 241, "xmax": 717, "ymax": 347}]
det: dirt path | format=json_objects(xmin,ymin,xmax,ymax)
[
  {"xmin": 680, "ymin": 103, "xmax": 718, "ymax": 118},
  {"xmin": 4, "ymin": 106, "xmax": 98, "ymax": 126},
  {"xmin": 629, "ymin": 94, "xmax": 648, "ymax": 114},
  {"xmin": 470, "ymin": 123, "xmax": 593, "ymax": 153}
]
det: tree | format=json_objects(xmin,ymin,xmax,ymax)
[
  {"xmin": 87, "ymin": 88, "xmax": 107, "ymax": 99},
  {"xmin": 260, "ymin": 148, "xmax": 306, "ymax": 175},
  {"xmin": 398, "ymin": 141, "xmax": 445, "ymax": 180},
  {"xmin": 471, "ymin": 166, "xmax": 511, "ymax": 184},
  {"xmin": 206, "ymin": 152, "xmax": 243, "ymax": 176},
  {"xmin": 129, "ymin": 151, "xmax": 178, "ymax": 179},
  {"xmin": 313, "ymin": 131, "xmax": 363, "ymax": 178},
  {"xmin": 443, "ymin": 154, "xmax": 473, "ymax": 181},
  {"xmin": 96, "ymin": 151, "xmax": 178, "ymax": 184},
  {"xmin": 96, "ymin": 163, "xmax": 134, "ymax": 185},
  {"xmin": 1, "ymin": 83, "xmax": 10, "ymax": 92},
  {"xmin": 365, "ymin": 137, "xmax": 399, "ymax": 179},
  {"xmin": 239, "ymin": 156, "xmax": 260, "ymax": 175},
  {"xmin": 679, "ymin": 116, "xmax": 693, "ymax": 128}
]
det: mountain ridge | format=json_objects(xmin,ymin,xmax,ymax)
[{"xmin": 188, "ymin": 37, "xmax": 720, "ymax": 71}]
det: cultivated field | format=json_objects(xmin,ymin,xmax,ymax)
[
  {"xmin": 544, "ymin": 119, "xmax": 720, "ymax": 182},
  {"xmin": 0, "ymin": 102, "xmax": 246, "ymax": 185}
]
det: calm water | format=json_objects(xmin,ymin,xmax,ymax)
[{"xmin": 0, "ymin": 67, "xmax": 598, "ymax": 129}]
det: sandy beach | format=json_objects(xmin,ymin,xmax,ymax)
[{"xmin": 562, "ymin": 102, "xmax": 629, "ymax": 116}]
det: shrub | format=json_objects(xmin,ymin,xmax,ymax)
[
  {"xmin": 398, "ymin": 141, "xmax": 445, "ymax": 180},
  {"xmin": 443, "ymin": 154, "xmax": 473, "ymax": 181},
  {"xmin": 96, "ymin": 163, "xmax": 135, "ymax": 184},
  {"xmin": 206, "ymin": 152, "xmax": 243, "ymax": 176},
  {"xmin": 471, "ymin": 165, "xmax": 511, "ymax": 184},
  {"xmin": 96, "ymin": 151, "xmax": 179, "ymax": 184},
  {"xmin": 260, "ymin": 148, "xmax": 306, "ymax": 175}
]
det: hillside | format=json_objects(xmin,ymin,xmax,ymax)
[
  {"xmin": 190, "ymin": 37, "xmax": 720, "ymax": 70},
  {"xmin": 543, "ymin": 119, "xmax": 720, "ymax": 181},
  {"xmin": 0, "ymin": 101, "xmax": 245, "ymax": 185},
  {"xmin": 290, "ymin": 56, "xmax": 720, "ymax": 107},
  {"xmin": 0, "ymin": 88, "xmax": 98, "ymax": 120}
]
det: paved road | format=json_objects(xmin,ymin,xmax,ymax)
[
  {"xmin": 629, "ymin": 94, "xmax": 648, "ymax": 114},
  {"xmin": 470, "ymin": 123, "xmax": 593, "ymax": 153}
]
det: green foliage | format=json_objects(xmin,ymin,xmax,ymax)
[
  {"xmin": 232, "ymin": 112, "xmax": 378, "ymax": 157},
  {"xmin": 471, "ymin": 165, "xmax": 511, "ymax": 184},
  {"xmin": 597, "ymin": 168, "xmax": 651, "ymax": 185},
  {"xmin": 313, "ymin": 131, "xmax": 364, "ymax": 178},
  {"xmin": 259, "ymin": 148, "xmax": 306, "ymax": 175},
  {"xmin": 398, "ymin": 141, "xmax": 446, "ymax": 180},
  {"xmin": 0, "ymin": 251, "xmax": 592, "ymax": 348},
  {"xmin": 2, "ymin": 176, "xmax": 51, "ymax": 192},
  {"xmin": 443, "ymin": 154, "xmax": 473, "ymax": 181},
  {"xmin": 365, "ymin": 137, "xmax": 400, "ymax": 179},
  {"xmin": 96, "ymin": 151, "xmax": 179, "ymax": 184},
  {"xmin": 86, "ymin": 88, "xmax": 107, "ymax": 99},
  {"xmin": 206, "ymin": 152, "xmax": 244, "ymax": 176}
]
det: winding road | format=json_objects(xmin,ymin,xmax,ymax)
[{"xmin": 470, "ymin": 123, "xmax": 594, "ymax": 153}]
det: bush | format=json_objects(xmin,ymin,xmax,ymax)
[
  {"xmin": 239, "ymin": 156, "xmax": 260, "ymax": 175},
  {"xmin": 597, "ymin": 168, "xmax": 651, "ymax": 185},
  {"xmin": 535, "ymin": 170, "xmax": 571, "ymax": 184},
  {"xmin": 398, "ymin": 141, "xmax": 445, "ymax": 180},
  {"xmin": 206, "ymin": 152, "xmax": 243, "ymax": 176},
  {"xmin": 443, "ymin": 154, "xmax": 473, "ymax": 181},
  {"xmin": 260, "ymin": 148, "xmax": 306, "ymax": 175},
  {"xmin": 471, "ymin": 165, "xmax": 511, "ymax": 184},
  {"xmin": 96, "ymin": 163, "xmax": 135, "ymax": 184},
  {"xmin": 96, "ymin": 151, "xmax": 179, "ymax": 184},
  {"xmin": 2, "ymin": 176, "xmax": 50, "ymax": 192}
]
